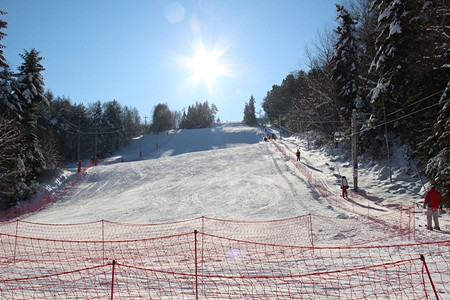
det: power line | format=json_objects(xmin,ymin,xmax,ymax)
[
  {"xmin": 386, "ymin": 89, "xmax": 445, "ymax": 118},
  {"xmin": 36, "ymin": 106, "xmax": 139, "ymax": 136}
]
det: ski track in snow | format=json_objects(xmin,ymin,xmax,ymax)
[{"xmin": 17, "ymin": 122, "xmax": 449, "ymax": 244}]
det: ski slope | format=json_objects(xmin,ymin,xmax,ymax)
[
  {"xmin": 2, "ymin": 122, "xmax": 450, "ymax": 299},
  {"xmin": 24, "ymin": 122, "xmax": 449, "ymax": 240}
]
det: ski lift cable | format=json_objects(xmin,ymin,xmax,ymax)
[
  {"xmin": 386, "ymin": 89, "xmax": 445, "ymax": 118},
  {"xmin": 336, "ymin": 101, "xmax": 442, "ymax": 140},
  {"xmin": 36, "ymin": 106, "xmax": 137, "ymax": 135}
]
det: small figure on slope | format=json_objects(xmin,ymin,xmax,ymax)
[
  {"xmin": 296, "ymin": 149, "xmax": 300, "ymax": 161},
  {"xmin": 423, "ymin": 184, "xmax": 443, "ymax": 230},
  {"xmin": 341, "ymin": 176, "xmax": 349, "ymax": 198}
]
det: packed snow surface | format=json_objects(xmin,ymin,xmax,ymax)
[{"xmin": 24, "ymin": 122, "xmax": 448, "ymax": 242}]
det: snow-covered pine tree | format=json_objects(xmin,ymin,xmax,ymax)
[
  {"xmin": 0, "ymin": 9, "xmax": 12, "ymax": 115},
  {"xmin": 331, "ymin": 4, "xmax": 361, "ymax": 120},
  {"xmin": 0, "ymin": 9, "xmax": 25, "ymax": 208},
  {"xmin": 0, "ymin": 118, "xmax": 28, "ymax": 208},
  {"xmin": 423, "ymin": 82, "xmax": 450, "ymax": 199},
  {"xmin": 11, "ymin": 48, "xmax": 48, "ymax": 189},
  {"xmin": 369, "ymin": 0, "xmax": 424, "ymax": 143}
]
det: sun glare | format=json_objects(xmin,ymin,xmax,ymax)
[{"xmin": 184, "ymin": 46, "xmax": 230, "ymax": 88}]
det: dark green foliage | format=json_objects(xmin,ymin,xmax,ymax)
[
  {"xmin": 13, "ymin": 49, "xmax": 48, "ymax": 186},
  {"xmin": 151, "ymin": 103, "xmax": 173, "ymax": 133},
  {"xmin": 331, "ymin": 4, "xmax": 360, "ymax": 120},
  {"xmin": 179, "ymin": 101, "xmax": 217, "ymax": 129},
  {"xmin": 243, "ymin": 95, "xmax": 257, "ymax": 126}
]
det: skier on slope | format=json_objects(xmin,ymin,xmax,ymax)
[
  {"xmin": 296, "ymin": 149, "xmax": 300, "ymax": 161},
  {"xmin": 341, "ymin": 176, "xmax": 349, "ymax": 198},
  {"xmin": 423, "ymin": 184, "xmax": 443, "ymax": 230}
]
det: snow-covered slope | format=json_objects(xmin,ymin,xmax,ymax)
[{"xmin": 23, "ymin": 122, "xmax": 448, "ymax": 242}]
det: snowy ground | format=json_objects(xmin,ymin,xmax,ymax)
[
  {"xmin": 2, "ymin": 122, "xmax": 449, "ymax": 299},
  {"xmin": 24, "ymin": 122, "xmax": 449, "ymax": 240}
]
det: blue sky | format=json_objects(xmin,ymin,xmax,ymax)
[{"xmin": 2, "ymin": 0, "xmax": 338, "ymax": 122}]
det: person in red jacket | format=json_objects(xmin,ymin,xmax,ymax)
[
  {"xmin": 341, "ymin": 176, "xmax": 349, "ymax": 198},
  {"xmin": 296, "ymin": 149, "xmax": 300, "ymax": 161},
  {"xmin": 423, "ymin": 184, "xmax": 443, "ymax": 230}
]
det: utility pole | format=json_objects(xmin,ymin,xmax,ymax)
[
  {"xmin": 351, "ymin": 109, "xmax": 358, "ymax": 192},
  {"xmin": 77, "ymin": 115, "xmax": 81, "ymax": 173},
  {"xmin": 383, "ymin": 104, "xmax": 393, "ymax": 183},
  {"xmin": 144, "ymin": 115, "xmax": 148, "ymax": 135},
  {"xmin": 279, "ymin": 113, "xmax": 282, "ymax": 140},
  {"xmin": 94, "ymin": 128, "xmax": 98, "ymax": 166}
]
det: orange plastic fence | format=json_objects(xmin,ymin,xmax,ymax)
[
  {"xmin": 0, "ymin": 213, "xmax": 411, "ymax": 246},
  {"xmin": 270, "ymin": 140, "xmax": 416, "ymax": 239},
  {"xmin": 0, "ymin": 161, "xmax": 93, "ymax": 222},
  {"xmin": 1, "ymin": 226, "xmax": 448, "ymax": 299}
]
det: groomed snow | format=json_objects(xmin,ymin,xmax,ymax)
[{"xmin": 22, "ymin": 122, "xmax": 448, "ymax": 243}]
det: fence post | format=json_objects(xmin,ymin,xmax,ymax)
[
  {"xmin": 194, "ymin": 230, "xmax": 199, "ymax": 300},
  {"xmin": 308, "ymin": 214, "xmax": 314, "ymax": 253},
  {"xmin": 412, "ymin": 204, "xmax": 416, "ymax": 241},
  {"xmin": 201, "ymin": 217, "xmax": 205, "ymax": 280},
  {"xmin": 399, "ymin": 204, "xmax": 402, "ymax": 235},
  {"xmin": 409, "ymin": 204, "xmax": 416, "ymax": 240},
  {"xmin": 420, "ymin": 255, "xmax": 440, "ymax": 300},
  {"xmin": 110, "ymin": 260, "xmax": 116, "ymax": 300},
  {"xmin": 13, "ymin": 220, "xmax": 19, "ymax": 263},
  {"xmin": 102, "ymin": 220, "xmax": 105, "ymax": 264}
]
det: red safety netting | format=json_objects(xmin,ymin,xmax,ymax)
[
  {"xmin": 0, "ymin": 212, "xmax": 412, "ymax": 246},
  {"xmin": 0, "ymin": 161, "xmax": 93, "ymax": 222},
  {"xmin": 0, "ymin": 137, "xmax": 445, "ymax": 298},
  {"xmin": 270, "ymin": 140, "xmax": 417, "ymax": 239},
  {"xmin": 1, "ymin": 229, "xmax": 448, "ymax": 299}
]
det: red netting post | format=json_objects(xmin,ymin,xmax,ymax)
[
  {"xmin": 420, "ymin": 255, "xmax": 440, "ymax": 300},
  {"xmin": 412, "ymin": 205, "xmax": 416, "ymax": 241},
  {"xmin": 194, "ymin": 230, "xmax": 199, "ymax": 300},
  {"xmin": 201, "ymin": 216, "xmax": 205, "ymax": 275},
  {"xmin": 102, "ymin": 220, "xmax": 105, "ymax": 264},
  {"xmin": 308, "ymin": 214, "xmax": 314, "ymax": 252},
  {"xmin": 110, "ymin": 260, "xmax": 116, "ymax": 300},
  {"xmin": 13, "ymin": 220, "xmax": 19, "ymax": 263}
]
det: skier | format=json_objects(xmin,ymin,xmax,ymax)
[
  {"xmin": 296, "ymin": 149, "xmax": 300, "ymax": 161},
  {"xmin": 341, "ymin": 176, "xmax": 349, "ymax": 198},
  {"xmin": 423, "ymin": 184, "xmax": 443, "ymax": 230}
]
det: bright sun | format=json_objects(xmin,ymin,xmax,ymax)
[{"xmin": 185, "ymin": 47, "xmax": 228, "ymax": 87}]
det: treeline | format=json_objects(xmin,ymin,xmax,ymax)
[
  {"xmin": 261, "ymin": 0, "xmax": 449, "ymax": 197},
  {"xmin": 0, "ymin": 9, "xmax": 220, "ymax": 208},
  {"xmin": 0, "ymin": 47, "xmax": 142, "ymax": 208},
  {"xmin": 149, "ymin": 101, "xmax": 219, "ymax": 132},
  {"xmin": 39, "ymin": 96, "xmax": 141, "ymax": 162}
]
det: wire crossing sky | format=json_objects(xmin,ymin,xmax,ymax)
[{"xmin": 2, "ymin": 0, "xmax": 338, "ymax": 122}]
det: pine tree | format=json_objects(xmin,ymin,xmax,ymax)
[
  {"xmin": 0, "ymin": 10, "xmax": 7, "ymax": 69},
  {"xmin": 243, "ymin": 95, "xmax": 257, "ymax": 126},
  {"xmin": 369, "ymin": 0, "xmax": 434, "ymax": 142},
  {"xmin": 331, "ymin": 4, "xmax": 360, "ymax": 120},
  {"xmin": 0, "ymin": 9, "xmax": 12, "ymax": 116},
  {"xmin": 424, "ymin": 83, "xmax": 450, "ymax": 199},
  {"xmin": 0, "ymin": 118, "xmax": 27, "ymax": 207},
  {"xmin": 179, "ymin": 101, "xmax": 217, "ymax": 129},
  {"xmin": 12, "ymin": 48, "xmax": 48, "ymax": 185},
  {"xmin": 101, "ymin": 100, "xmax": 123, "ymax": 152}
]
